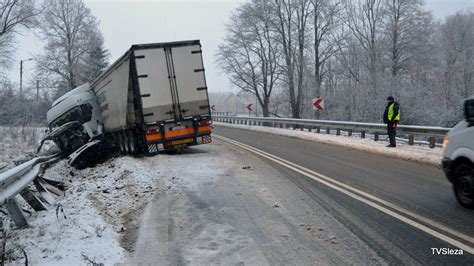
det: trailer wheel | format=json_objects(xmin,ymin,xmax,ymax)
[
  {"xmin": 122, "ymin": 131, "xmax": 130, "ymax": 154},
  {"xmin": 128, "ymin": 131, "xmax": 137, "ymax": 155},
  {"xmin": 118, "ymin": 132, "xmax": 126, "ymax": 154}
]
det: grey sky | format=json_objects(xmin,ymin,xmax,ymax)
[{"xmin": 7, "ymin": 0, "xmax": 474, "ymax": 94}]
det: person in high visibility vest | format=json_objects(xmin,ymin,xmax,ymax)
[{"xmin": 383, "ymin": 96, "xmax": 400, "ymax": 147}]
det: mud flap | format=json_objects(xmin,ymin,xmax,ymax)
[{"xmin": 67, "ymin": 140, "xmax": 103, "ymax": 169}]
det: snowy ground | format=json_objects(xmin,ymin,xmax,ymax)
[
  {"xmin": 0, "ymin": 127, "xmax": 46, "ymax": 172},
  {"xmin": 214, "ymin": 122, "xmax": 443, "ymax": 166},
  {"xmin": 130, "ymin": 142, "xmax": 388, "ymax": 265},
  {"xmin": 2, "ymin": 155, "xmax": 157, "ymax": 265},
  {"xmin": 0, "ymin": 122, "xmax": 445, "ymax": 264},
  {"xmin": 0, "ymin": 138, "xmax": 389, "ymax": 265}
]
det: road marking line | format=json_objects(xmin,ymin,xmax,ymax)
[{"xmin": 214, "ymin": 134, "xmax": 474, "ymax": 254}]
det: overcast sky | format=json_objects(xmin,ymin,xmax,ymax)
[{"xmin": 8, "ymin": 0, "xmax": 474, "ymax": 94}]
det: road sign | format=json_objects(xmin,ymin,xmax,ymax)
[
  {"xmin": 246, "ymin": 104, "xmax": 253, "ymax": 112},
  {"xmin": 313, "ymin": 98, "xmax": 324, "ymax": 111},
  {"xmin": 211, "ymin": 105, "xmax": 216, "ymax": 111}
]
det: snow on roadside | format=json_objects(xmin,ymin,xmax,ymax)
[
  {"xmin": 0, "ymin": 126, "xmax": 47, "ymax": 172},
  {"xmin": 3, "ymin": 154, "xmax": 159, "ymax": 265},
  {"xmin": 214, "ymin": 122, "xmax": 443, "ymax": 166}
]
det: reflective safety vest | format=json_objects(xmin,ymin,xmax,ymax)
[{"xmin": 388, "ymin": 103, "xmax": 400, "ymax": 121}]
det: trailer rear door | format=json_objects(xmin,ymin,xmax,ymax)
[
  {"xmin": 170, "ymin": 44, "xmax": 210, "ymax": 119},
  {"xmin": 134, "ymin": 48, "xmax": 175, "ymax": 123}
]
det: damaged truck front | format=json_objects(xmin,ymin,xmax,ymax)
[
  {"xmin": 40, "ymin": 84, "xmax": 103, "ymax": 156},
  {"xmin": 41, "ymin": 40, "xmax": 213, "ymax": 167}
]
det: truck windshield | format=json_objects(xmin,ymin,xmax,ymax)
[{"xmin": 49, "ymin": 104, "xmax": 93, "ymax": 128}]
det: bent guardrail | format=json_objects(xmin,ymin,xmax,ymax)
[
  {"xmin": 212, "ymin": 115, "xmax": 451, "ymax": 148},
  {"xmin": 0, "ymin": 153, "xmax": 64, "ymax": 228}
]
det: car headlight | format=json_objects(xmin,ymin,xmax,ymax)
[{"xmin": 441, "ymin": 137, "xmax": 449, "ymax": 153}]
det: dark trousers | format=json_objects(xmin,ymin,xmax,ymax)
[{"xmin": 387, "ymin": 121, "xmax": 397, "ymax": 146}]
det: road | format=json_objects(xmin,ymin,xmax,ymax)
[{"xmin": 211, "ymin": 125, "xmax": 473, "ymax": 264}]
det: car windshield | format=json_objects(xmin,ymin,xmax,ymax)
[{"xmin": 49, "ymin": 104, "xmax": 93, "ymax": 128}]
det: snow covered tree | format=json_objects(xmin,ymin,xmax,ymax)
[
  {"xmin": 36, "ymin": 0, "xmax": 109, "ymax": 98},
  {"xmin": 217, "ymin": 1, "xmax": 282, "ymax": 117},
  {"xmin": 0, "ymin": 0, "xmax": 39, "ymax": 75}
]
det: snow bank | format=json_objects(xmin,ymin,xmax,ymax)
[
  {"xmin": 0, "ymin": 126, "xmax": 50, "ymax": 173},
  {"xmin": 214, "ymin": 122, "xmax": 443, "ymax": 166},
  {"xmin": 2, "ymin": 154, "xmax": 159, "ymax": 265}
]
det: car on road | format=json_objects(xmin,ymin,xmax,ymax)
[{"xmin": 442, "ymin": 99, "xmax": 474, "ymax": 209}]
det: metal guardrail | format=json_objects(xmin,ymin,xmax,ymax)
[
  {"xmin": 0, "ymin": 153, "xmax": 63, "ymax": 228},
  {"xmin": 212, "ymin": 115, "xmax": 452, "ymax": 148}
]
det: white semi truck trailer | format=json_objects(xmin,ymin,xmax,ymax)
[{"xmin": 42, "ymin": 40, "xmax": 212, "ymax": 166}]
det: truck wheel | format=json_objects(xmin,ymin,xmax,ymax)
[
  {"xmin": 118, "ymin": 132, "xmax": 126, "ymax": 154},
  {"xmin": 128, "ymin": 131, "xmax": 137, "ymax": 155},
  {"xmin": 453, "ymin": 163, "xmax": 474, "ymax": 209},
  {"xmin": 122, "ymin": 131, "xmax": 130, "ymax": 154}
]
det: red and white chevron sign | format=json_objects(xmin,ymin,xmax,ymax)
[{"xmin": 313, "ymin": 98, "xmax": 324, "ymax": 111}]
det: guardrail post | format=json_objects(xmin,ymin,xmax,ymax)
[
  {"xmin": 316, "ymin": 127, "xmax": 321, "ymax": 133},
  {"xmin": 308, "ymin": 126, "xmax": 312, "ymax": 132},
  {"xmin": 408, "ymin": 134, "xmax": 414, "ymax": 145},
  {"xmin": 336, "ymin": 129, "xmax": 341, "ymax": 136},
  {"xmin": 6, "ymin": 198, "xmax": 28, "ymax": 228},
  {"xmin": 326, "ymin": 127, "xmax": 330, "ymax": 134},
  {"xmin": 348, "ymin": 129, "xmax": 352, "ymax": 137},
  {"xmin": 20, "ymin": 188, "xmax": 47, "ymax": 211},
  {"xmin": 429, "ymin": 136, "xmax": 436, "ymax": 149},
  {"xmin": 374, "ymin": 132, "xmax": 379, "ymax": 141},
  {"xmin": 361, "ymin": 131, "xmax": 366, "ymax": 138},
  {"xmin": 300, "ymin": 126, "xmax": 304, "ymax": 131}
]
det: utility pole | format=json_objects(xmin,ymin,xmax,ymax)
[
  {"xmin": 20, "ymin": 60, "xmax": 23, "ymax": 101},
  {"xmin": 36, "ymin": 80, "xmax": 40, "ymax": 101},
  {"xmin": 19, "ymin": 58, "xmax": 33, "ymax": 101}
]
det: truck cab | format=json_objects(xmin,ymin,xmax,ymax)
[
  {"xmin": 442, "ymin": 99, "xmax": 474, "ymax": 209},
  {"xmin": 46, "ymin": 84, "xmax": 103, "ymax": 154}
]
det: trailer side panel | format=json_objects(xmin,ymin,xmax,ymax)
[{"xmin": 94, "ymin": 57, "xmax": 131, "ymax": 130}]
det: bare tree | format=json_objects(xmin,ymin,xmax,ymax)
[
  {"xmin": 273, "ymin": 0, "xmax": 311, "ymax": 118},
  {"xmin": 435, "ymin": 11, "xmax": 474, "ymax": 124},
  {"xmin": 36, "ymin": 0, "xmax": 108, "ymax": 96},
  {"xmin": 310, "ymin": 0, "xmax": 341, "ymax": 98},
  {"xmin": 343, "ymin": 0, "xmax": 384, "ymax": 96},
  {"xmin": 217, "ymin": 1, "xmax": 282, "ymax": 117},
  {"xmin": 0, "ymin": 0, "xmax": 38, "ymax": 71}
]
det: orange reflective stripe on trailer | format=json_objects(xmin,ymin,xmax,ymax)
[
  {"xmin": 197, "ymin": 125, "xmax": 212, "ymax": 133},
  {"xmin": 164, "ymin": 127, "xmax": 195, "ymax": 138},
  {"xmin": 146, "ymin": 133, "xmax": 162, "ymax": 142}
]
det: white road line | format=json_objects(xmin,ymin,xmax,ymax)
[{"xmin": 214, "ymin": 134, "xmax": 474, "ymax": 254}]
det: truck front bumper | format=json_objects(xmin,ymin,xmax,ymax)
[{"xmin": 442, "ymin": 157, "xmax": 454, "ymax": 183}]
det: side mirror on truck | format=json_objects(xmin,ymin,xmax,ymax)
[{"xmin": 465, "ymin": 99, "xmax": 474, "ymax": 125}]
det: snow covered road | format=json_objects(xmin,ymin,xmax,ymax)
[
  {"xmin": 130, "ymin": 140, "xmax": 387, "ymax": 265},
  {"xmin": 5, "ymin": 140, "xmax": 387, "ymax": 264}
]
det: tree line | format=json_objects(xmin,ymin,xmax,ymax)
[
  {"xmin": 216, "ymin": 0, "xmax": 474, "ymax": 126},
  {"xmin": 0, "ymin": 0, "xmax": 108, "ymax": 125}
]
